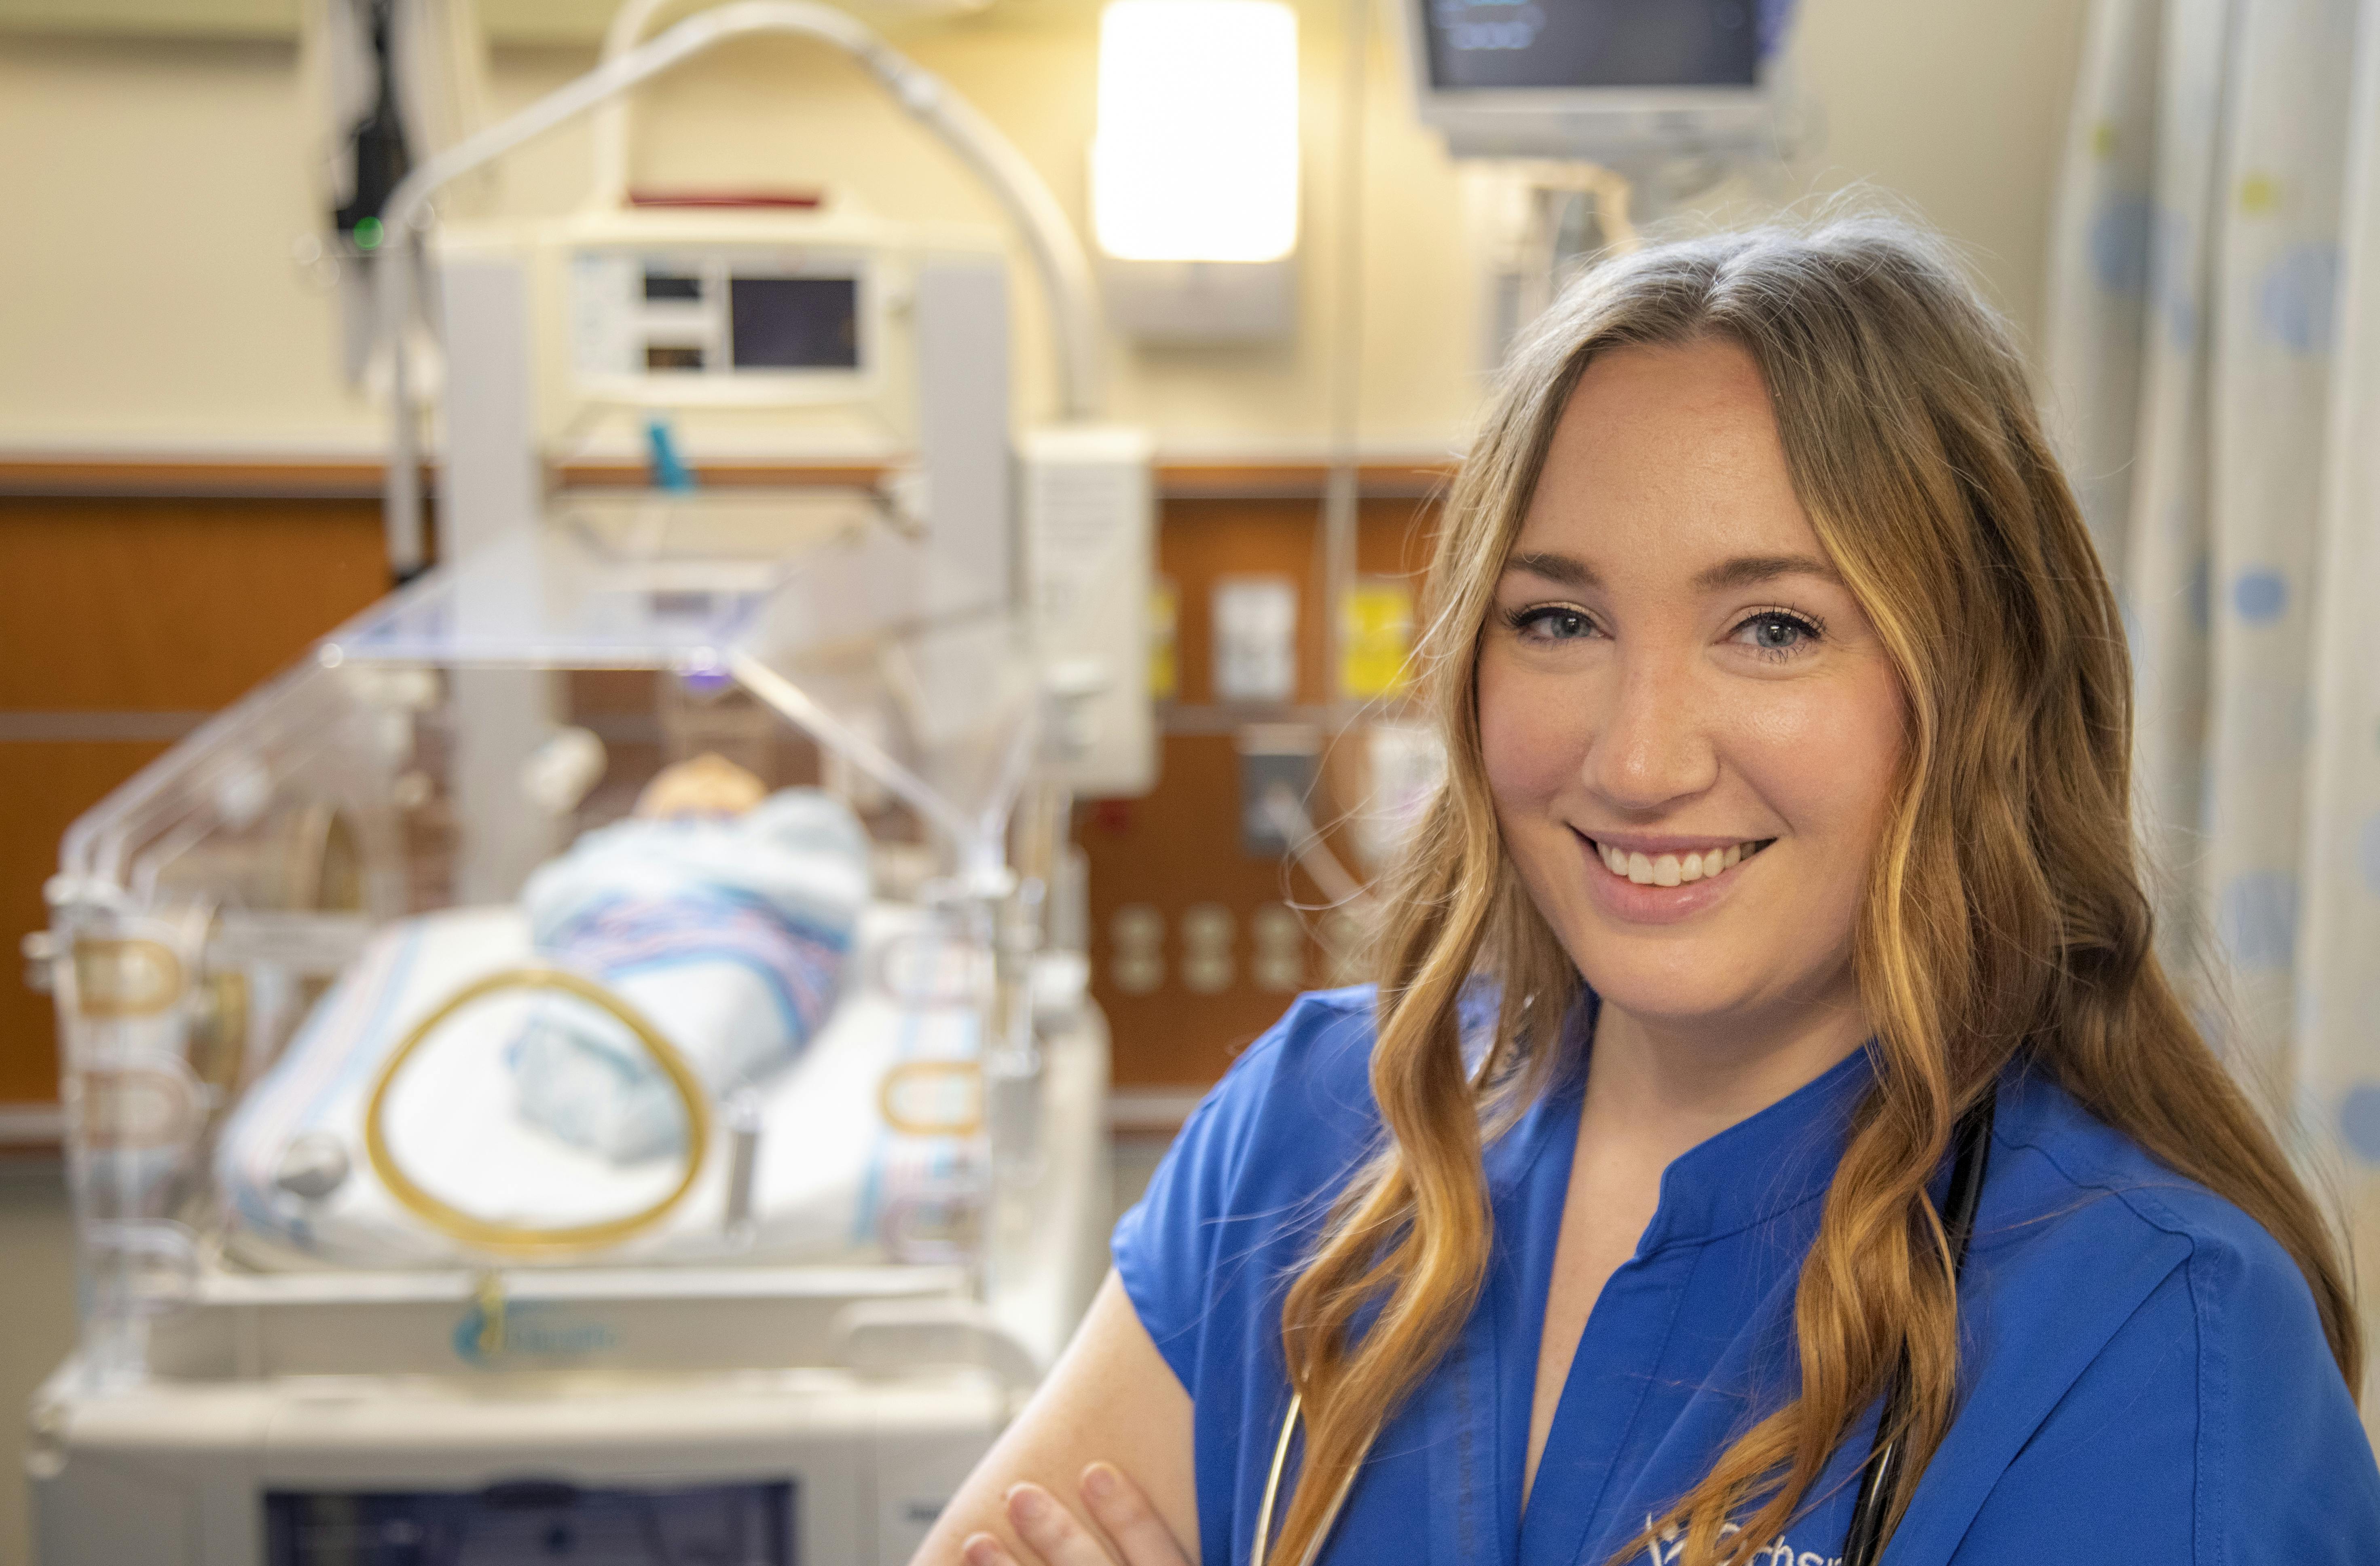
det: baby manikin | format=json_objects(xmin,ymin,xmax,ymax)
[
  {"xmin": 215, "ymin": 755, "xmax": 986, "ymax": 1270},
  {"xmin": 508, "ymin": 760, "xmax": 870, "ymax": 1162}
]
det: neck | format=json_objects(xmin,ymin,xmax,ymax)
[{"xmin": 1580, "ymin": 982, "xmax": 1871, "ymax": 1166}]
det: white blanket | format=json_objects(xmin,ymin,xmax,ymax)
[
  {"xmin": 215, "ymin": 902, "xmax": 984, "ymax": 1270},
  {"xmin": 510, "ymin": 790, "xmax": 871, "ymax": 1162}
]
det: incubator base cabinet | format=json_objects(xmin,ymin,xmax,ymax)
[
  {"xmin": 36, "ymin": 1380, "xmax": 992, "ymax": 1565},
  {"xmin": 29, "ymin": 1015, "xmax": 1106, "ymax": 1566}
]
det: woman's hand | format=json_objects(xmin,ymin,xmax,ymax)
[
  {"xmin": 959, "ymin": 1462, "xmax": 1192, "ymax": 1566},
  {"xmin": 906, "ymin": 1274, "xmax": 1195, "ymax": 1566}
]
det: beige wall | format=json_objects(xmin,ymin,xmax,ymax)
[{"xmin": 0, "ymin": 0, "xmax": 2089, "ymax": 461}]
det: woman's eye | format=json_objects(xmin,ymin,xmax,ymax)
[
  {"xmin": 1508, "ymin": 605, "xmax": 1597, "ymax": 642},
  {"xmin": 1732, "ymin": 610, "xmax": 1822, "ymax": 657}
]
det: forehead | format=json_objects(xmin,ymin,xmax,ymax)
[{"xmin": 1510, "ymin": 337, "xmax": 1821, "ymax": 571}]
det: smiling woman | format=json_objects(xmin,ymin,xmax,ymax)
[
  {"xmin": 1478, "ymin": 337, "xmax": 1918, "ymax": 1507},
  {"xmin": 910, "ymin": 218, "xmax": 2380, "ymax": 1566}
]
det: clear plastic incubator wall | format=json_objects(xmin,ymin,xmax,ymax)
[
  {"xmin": 32, "ymin": 516, "xmax": 1115, "ymax": 1560},
  {"xmin": 25, "ymin": 6, "xmax": 1145, "ymax": 1562}
]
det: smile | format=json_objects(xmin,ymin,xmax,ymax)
[{"xmin": 1582, "ymin": 835, "xmax": 1776, "ymax": 887}]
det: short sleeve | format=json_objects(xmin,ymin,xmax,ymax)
[
  {"xmin": 1110, "ymin": 1037, "xmax": 1286, "ymax": 1391},
  {"xmin": 2190, "ymin": 1228, "xmax": 2380, "ymax": 1563},
  {"xmin": 1109, "ymin": 990, "xmax": 1380, "ymax": 1394}
]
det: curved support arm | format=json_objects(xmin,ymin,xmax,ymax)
[
  {"xmin": 377, "ymin": 0, "xmax": 1103, "ymax": 576},
  {"xmin": 591, "ymin": 0, "xmax": 680, "ymax": 208}
]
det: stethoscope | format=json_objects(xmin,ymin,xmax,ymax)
[{"xmin": 1250, "ymin": 1094, "xmax": 1997, "ymax": 1566}]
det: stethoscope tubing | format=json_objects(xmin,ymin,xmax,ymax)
[
  {"xmin": 1251, "ymin": 1091, "xmax": 1999, "ymax": 1566},
  {"xmin": 1839, "ymin": 1091, "xmax": 1996, "ymax": 1566}
]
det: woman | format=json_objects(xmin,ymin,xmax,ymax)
[{"xmin": 916, "ymin": 219, "xmax": 2380, "ymax": 1566}]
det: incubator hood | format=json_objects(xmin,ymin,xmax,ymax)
[{"xmin": 321, "ymin": 489, "xmax": 1044, "ymax": 862}]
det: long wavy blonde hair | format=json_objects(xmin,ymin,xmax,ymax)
[{"xmin": 1268, "ymin": 218, "xmax": 2362, "ymax": 1565}]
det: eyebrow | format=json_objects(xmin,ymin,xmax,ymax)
[
  {"xmin": 1499, "ymin": 550, "xmax": 1841, "ymax": 592},
  {"xmin": 1504, "ymin": 550, "xmax": 1601, "ymax": 589},
  {"xmin": 1691, "ymin": 552, "xmax": 1843, "ymax": 592}
]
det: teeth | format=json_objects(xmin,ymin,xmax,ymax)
[{"xmin": 1593, "ymin": 838, "xmax": 1766, "ymax": 886}]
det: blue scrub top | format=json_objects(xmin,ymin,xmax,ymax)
[{"xmin": 1111, "ymin": 988, "xmax": 2380, "ymax": 1566}]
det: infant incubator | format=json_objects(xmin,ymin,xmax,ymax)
[
  {"xmin": 25, "ymin": 6, "xmax": 1151, "ymax": 1562},
  {"xmin": 30, "ymin": 558, "xmax": 1117, "ymax": 1564}
]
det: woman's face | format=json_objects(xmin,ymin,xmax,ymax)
[{"xmin": 1477, "ymin": 337, "xmax": 1905, "ymax": 1037}]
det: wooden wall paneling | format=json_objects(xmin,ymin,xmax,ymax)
[
  {"xmin": 0, "ymin": 497, "xmax": 393, "ymax": 1108},
  {"xmin": 0, "ymin": 497, "xmax": 388, "ymax": 711},
  {"xmin": 1083, "ymin": 495, "xmax": 1439, "ymax": 1090},
  {"xmin": 0, "ymin": 741, "xmax": 171, "ymax": 1102}
]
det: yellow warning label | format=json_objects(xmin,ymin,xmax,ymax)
[
  {"xmin": 1149, "ymin": 578, "xmax": 1180, "ymax": 702},
  {"xmin": 1340, "ymin": 579, "xmax": 1414, "ymax": 700}
]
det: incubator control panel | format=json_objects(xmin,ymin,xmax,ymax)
[{"xmin": 569, "ymin": 245, "xmax": 876, "ymax": 406}]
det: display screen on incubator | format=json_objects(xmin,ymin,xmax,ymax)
[
  {"xmin": 643, "ymin": 272, "xmax": 704, "ymax": 301},
  {"xmin": 730, "ymin": 275, "xmax": 860, "ymax": 370},
  {"xmin": 1422, "ymin": 0, "xmax": 1758, "ymax": 90},
  {"xmin": 264, "ymin": 1479, "xmax": 793, "ymax": 1565}
]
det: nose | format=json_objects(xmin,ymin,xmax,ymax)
[{"xmin": 1582, "ymin": 645, "xmax": 1719, "ymax": 813}]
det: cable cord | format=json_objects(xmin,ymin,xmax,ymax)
[{"xmin": 1316, "ymin": 0, "xmax": 1367, "ymax": 723}]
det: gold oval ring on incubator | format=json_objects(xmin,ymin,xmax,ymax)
[
  {"xmin": 362, "ymin": 965, "xmax": 714, "ymax": 1259},
  {"xmin": 877, "ymin": 1059, "xmax": 985, "ymax": 1137}
]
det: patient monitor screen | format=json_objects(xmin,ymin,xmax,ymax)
[{"xmin": 1423, "ymin": 0, "xmax": 1758, "ymax": 91}]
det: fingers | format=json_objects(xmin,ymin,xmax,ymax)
[
  {"xmin": 960, "ymin": 1534, "xmax": 1020, "ymax": 1566},
  {"xmin": 995, "ymin": 1482, "xmax": 1121, "ymax": 1566},
  {"xmin": 1079, "ymin": 1462, "xmax": 1193, "ymax": 1566},
  {"xmin": 954, "ymin": 1468, "xmax": 1189, "ymax": 1566}
]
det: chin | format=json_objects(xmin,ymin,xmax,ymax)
[
  {"xmin": 1551, "ymin": 896, "xmax": 1813, "ymax": 1020},
  {"xmin": 1576, "ymin": 952, "xmax": 1754, "ymax": 1026}
]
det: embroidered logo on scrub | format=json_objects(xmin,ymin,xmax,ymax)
[{"xmin": 1645, "ymin": 1518, "xmax": 1843, "ymax": 1566}]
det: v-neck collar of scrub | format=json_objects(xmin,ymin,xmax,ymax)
[
  {"xmin": 1629, "ymin": 1041, "xmax": 1879, "ymax": 1255},
  {"xmin": 1485, "ymin": 1043, "xmax": 1878, "ymax": 1566},
  {"xmin": 1442, "ymin": 1037, "xmax": 1879, "ymax": 1566}
]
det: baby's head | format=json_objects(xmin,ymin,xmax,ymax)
[{"xmin": 633, "ymin": 753, "xmax": 769, "ymax": 820}]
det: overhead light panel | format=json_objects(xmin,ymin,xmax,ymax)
[{"xmin": 1092, "ymin": 0, "xmax": 1300, "ymax": 339}]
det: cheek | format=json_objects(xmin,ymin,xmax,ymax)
[
  {"xmin": 1476, "ymin": 652, "xmax": 1589, "ymax": 811},
  {"xmin": 1736, "ymin": 662, "xmax": 1906, "ymax": 845}
]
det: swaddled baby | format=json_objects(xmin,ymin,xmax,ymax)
[{"xmin": 507, "ymin": 757, "xmax": 870, "ymax": 1162}]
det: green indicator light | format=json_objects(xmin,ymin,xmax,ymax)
[{"xmin": 353, "ymin": 216, "xmax": 383, "ymax": 252}]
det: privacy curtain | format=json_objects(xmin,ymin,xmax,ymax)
[{"xmin": 2044, "ymin": 0, "xmax": 2380, "ymax": 1403}]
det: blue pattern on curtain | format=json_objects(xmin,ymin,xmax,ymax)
[{"xmin": 2044, "ymin": 0, "xmax": 2380, "ymax": 1412}]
